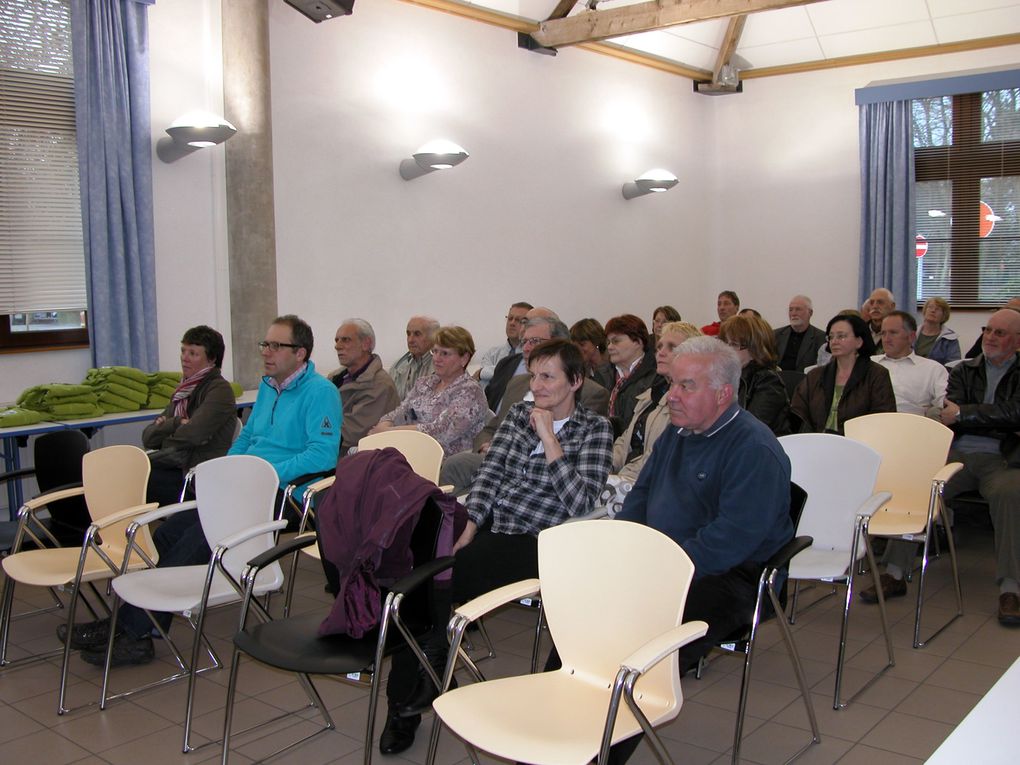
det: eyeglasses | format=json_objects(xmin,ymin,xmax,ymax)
[
  {"xmin": 258, "ymin": 341, "xmax": 300, "ymax": 352},
  {"xmin": 521, "ymin": 336, "xmax": 546, "ymax": 347},
  {"xmin": 982, "ymin": 326, "xmax": 1017, "ymax": 339},
  {"xmin": 827, "ymin": 333, "xmax": 853, "ymax": 342}
]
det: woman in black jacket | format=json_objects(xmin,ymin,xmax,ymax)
[
  {"xmin": 602, "ymin": 314, "xmax": 661, "ymax": 438},
  {"xmin": 719, "ymin": 314, "xmax": 791, "ymax": 436}
]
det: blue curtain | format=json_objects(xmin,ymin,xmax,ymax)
[
  {"xmin": 858, "ymin": 100, "xmax": 916, "ymax": 312},
  {"xmin": 72, "ymin": 0, "xmax": 158, "ymax": 370}
]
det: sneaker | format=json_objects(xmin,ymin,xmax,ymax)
[
  {"xmin": 859, "ymin": 573, "xmax": 907, "ymax": 604},
  {"xmin": 998, "ymin": 592, "xmax": 1020, "ymax": 626},
  {"xmin": 56, "ymin": 618, "xmax": 121, "ymax": 651},
  {"xmin": 80, "ymin": 633, "xmax": 154, "ymax": 667}
]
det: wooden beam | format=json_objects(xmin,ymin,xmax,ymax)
[
  {"xmin": 545, "ymin": 0, "xmax": 577, "ymax": 21},
  {"xmin": 533, "ymin": 0, "xmax": 825, "ymax": 48},
  {"xmin": 712, "ymin": 14, "xmax": 745, "ymax": 83}
]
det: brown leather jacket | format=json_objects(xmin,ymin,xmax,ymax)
[{"xmin": 790, "ymin": 356, "xmax": 895, "ymax": 435}]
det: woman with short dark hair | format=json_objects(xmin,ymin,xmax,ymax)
[
  {"xmin": 603, "ymin": 314, "xmax": 660, "ymax": 438},
  {"xmin": 142, "ymin": 325, "xmax": 237, "ymax": 505},
  {"xmin": 790, "ymin": 314, "xmax": 895, "ymax": 434}
]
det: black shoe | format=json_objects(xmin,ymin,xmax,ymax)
[
  {"xmin": 859, "ymin": 573, "xmax": 907, "ymax": 604},
  {"xmin": 56, "ymin": 618, "xmax": 120, "ymax": 651},
  {"xmin": 80, "ymin": 633, "xmax": 154, "ymax": 667},
  {"xmin": 379, "ymin": 712, "xmax": 420, "ymax": 754},
  {"xmin": 394, "ymin": 671, "xmax": 456, "ymax": 718}
]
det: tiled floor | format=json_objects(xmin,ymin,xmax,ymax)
[{"xmin": 0, "ymin": 517, "xmax": 1017, "ymax": 765}]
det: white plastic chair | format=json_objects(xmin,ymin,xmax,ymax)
[
  {"xmin": 0, "ymin": 444, "xmax": 157, "ymax": 714},
  {"xmin": 843, "ymin": 413, "xmax": 964, "ymax": 648},
  {"xmin": 97, "ymin": 455, "xmax": 285, "ymax": 752},
  {"xmin": 428, "ymin": 520, "xmax": 707, "ymax": 765},
  {"xmin": 780, "ymin": 433, "xmax": 895, "ymax": 710}
]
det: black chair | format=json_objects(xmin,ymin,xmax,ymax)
[
  {"xmin": 220, "ymin": 500, "xmax": 454, "ymax": 765},
  {"xmin": 694, "ymin": 482, "xmax": 820, "ymax": 764},
  {"xmin": 0, "ymin": 430, "xmax": 90, "ymax": 553}
]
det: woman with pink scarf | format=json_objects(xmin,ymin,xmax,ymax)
[{"xmin": 142, "ymin": 325, "xmax": 237, "ymax": 505}]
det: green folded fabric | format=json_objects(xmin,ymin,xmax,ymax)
[
  {"xmin": 109, "ymin": 366, "xmax": 148, "ymax": 383},
  {"xmin": 147, "ymin": 394, "xmax": 171, "ymax": 410},
  {"xmin": 108, "ymin": 374, "xmax": 149, "ymax": 396},
  {"xmin": 148, "ymin": 371, "xmax": 182, "ymax": 383},
  {"xmin": 230, "ymin": 381, "xmax": 243, "ymax": 397},
  {"xmin": 0, "ymin": 407, "xmax": 52, "ymax": 427},
  {"xmin": 48, "ymin": 402, "xmax": 103, "ymax": 418},
  {"xmin": 106, "ymin": 381, "xmax": 149, "ymax": 405},
  {"xmin": 16, "ymin": 386, "xmax": 48, "ymax": 409},
  {"xmin": 43, "ymin": 392, "xmax": 99, "ymax": 406},
  {"xmin": 43, "ymin": 383, "xmax": 93, "ymax": 398},
  {"xmin": 98, "ymin": 390, "xmax": 141, "ymax": 411},
  {"xmin": 151, "ymin": 382, "xmax": 178, "ymax": 399}
]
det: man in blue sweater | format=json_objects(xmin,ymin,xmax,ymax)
[
  {"xmin": 617, "ymin": 335, "xmax": 792, "ymax": 670},
  {"xmin": 69, "ymin": 315, "xmax": 340, "ymax": 666}
]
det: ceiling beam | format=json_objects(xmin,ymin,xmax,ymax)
[
  {"xmin": 545, "ymin": 0, "xmax": 576, "ymax": 21},
  {"xmin": 712, "ymin": 13, "xmax": 745, "ymax": 83},
  {"xmin": 533, "ymin": 0, "xmax": 826, "ymax": 48}
]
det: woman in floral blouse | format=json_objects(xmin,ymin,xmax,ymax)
[{"xmin": 369, "ymin": 325, "xmax": 491, "ymax": 455}]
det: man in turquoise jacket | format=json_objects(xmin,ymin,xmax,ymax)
[{"xmin": 229, "ymin": 314, "xmax": 341, "ymax": 501}]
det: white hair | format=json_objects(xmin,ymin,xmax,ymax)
[
  {"xmin": 340, "ymin": 318, "xmax": 376, "ymax": 351},
  {"xmin": 674, "ymin": 336, "xmax": 741, "ymax": 392}
]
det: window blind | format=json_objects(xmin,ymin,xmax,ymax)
[{"xmin": 0, "ymin": 0, "xmax": 87, "ymax": 315}]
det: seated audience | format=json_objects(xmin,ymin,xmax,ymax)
[
  {"xmin": 650, "ymin": 305, "xmax": 681, "ymax": 340},
  {"xmin": 68, "ymin": 315, "xmax": 341, "ymax": 667},
  {"xmin": 380, "ymin": 339, "xmax": 614, "ymax": 754},
  {"xmin": 775, "ymin": 294, "xmax": 827, "ymax": 373},
  {"xmin": 913, "ymin": 296, "xmax": 961, "ymax": 366},
  {"xmin": 873, "ymin": 311, "xmax": 947, "ymax": 417},
  {"xmin": 475, "ymin": 301, "xmax": 531, "ymax": 385},
  {"xmin": 604, "ymin": 314, "xmax": 660, "ymax": 438},
  {"xmin": 719, "ymin": 314, "xmax": 790, "ymax": 436},
  {"xmin": 863, "ymin": 308, "xmax": 1020, "ymax": 626},
  {"xmin": 389, "ymin": 315, "xmax": 439, "ymax": 400},
  {"xmin": 371, "ymin": 326, "xmax": 490, "ymax": 456},
  {"xmin": 142, "ymin": 325, "xmax": 237, "ymax": 506},
  {"xmin": 611, "ymin": 321, "xmax": 701, "ymax": 485},
  {"xmin": 570, "ymin": 317, "xmax": 612, "ymax": 389},
  {"xmin": 440, "ymin": 317, "xmax": 608, "ymax": 495},
  {"xmin": 701, "ymin": 290, "xmax": 739, "ymax": 336},
  {"xmin": 329, "ymin": 319, "xmax": 400, "ymax": 454},
  {"xmin": 966, "ymin": 297, "xmax": 1020, "ymax": 358},
  {"xmin": 791, "ymin": 314, "xmax": 895, "ymax": 434},
  {"xmin": 815, "ymin": 308, "xmax": 864, "ymax": 367}
]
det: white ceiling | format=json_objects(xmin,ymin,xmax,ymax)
[{"xmin": 454, "ymin": 0, "xmax": 1020, "ymax": 77}]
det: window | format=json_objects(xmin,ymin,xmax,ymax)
[
  {"xmin": 913, "ymin": 88, "xmax": 1020, "ymax": 309},
  {"xmin": 0, "ymin": 0, "xmax": 88, "ymax": 350}
]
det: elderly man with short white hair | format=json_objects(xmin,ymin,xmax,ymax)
[
  {"xmin": 330, "ymin": 318, "xmax": 400, "ymax": 455},
  {"xmin": 774, "ymin": 294, "xmax": 827, "ymax": 373},
  {"xmin": 389, "ymin": 315, "xmax": 439, "ymax": 400}
]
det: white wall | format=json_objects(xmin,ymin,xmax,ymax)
[{"xmin": 1, "ymin": 3, "xmax": 1017, "ymax": 403}]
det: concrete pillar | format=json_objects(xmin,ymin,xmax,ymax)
[{"xmin": 221, "ymin": 0, "xmax": 276, "ymax": 388}]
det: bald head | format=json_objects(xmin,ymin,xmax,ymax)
[
  {"xmin": 982, "ymin": 309, "xmax": 1020, "ymax": 365},
  {"xmin": 525, "ymin": 307, "xmax": 559, "ymax": 322}
]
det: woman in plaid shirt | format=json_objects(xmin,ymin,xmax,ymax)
[{"xmin": 381, "ymin": 339, "xmax": 614, "ymax": 754}]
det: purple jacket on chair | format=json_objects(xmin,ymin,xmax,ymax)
[{"xmin": 316, "ymin": 447, "xmax": 465, "ymax": 638}]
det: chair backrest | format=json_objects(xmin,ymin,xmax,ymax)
[
  {"xmin": 34, "ymin": 430, "xmax": 91, "ymax": 545},
  {"xmin": 843, "ymin": 413, "xmax": 954, "ymax": 516},
  {"xmin": 193, "ymin": 455, "xmax": 280, "ymax": 578},
  {"xmin": 540, "ymin": 520, "xmax": 695, "ymax": 708},
  {"xmin": 82, "ymin": 445, "xmax": 155, "ymax": 559},
  {"xmin": 778, "ymin": 434, "xmax": 881, "ymax": 553},
  {"xmin": 356, "ymin": 430, "xmax": 443, "ymax": 483}
]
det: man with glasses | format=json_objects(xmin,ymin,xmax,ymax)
[
  {"xmin": 863, "ymin": 308, "xmax": 1020, "ymax": 626},
  {"xmin": 230, "ymin": 314, "xmax": 341, "ymax": 495},
  {"xmin": 475, "ymin": 302, "xmax": 532, "ymax": 386},
  {"xmin": 484, "ymin": 306, "xmax": 559, "ymax": 411}
]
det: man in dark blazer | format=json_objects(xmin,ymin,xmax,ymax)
[{"xmin": 774, "ymin": 294, "xmax": 828, "ymax": 373}]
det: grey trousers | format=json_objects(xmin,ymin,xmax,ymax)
[
  {"xmin": 439, "ymin": 450, "xmax": 484, "ymax": 496},
  {"xmin": 884, "ymin": 449, "xmax": 1020, "ymax": 585}
]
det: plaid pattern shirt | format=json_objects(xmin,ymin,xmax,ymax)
[{"xmin": 466, "ymin": 401, "xmax": 614, "ymax": 535}]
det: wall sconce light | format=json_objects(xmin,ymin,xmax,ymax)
[
  {"xmin": 156, "ymin": 112, "xmax": 237, "ymax": 163},
  {"xmin": 622, "ymin": 168, "xmax": 679, "ymax": 200},
  {"xmin": 399, "ymin": 140, "xmax": 469, "ymax": 180}
]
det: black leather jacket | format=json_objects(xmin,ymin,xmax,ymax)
[{"xmin": 949, "ymin": 353, "xmax": 1020, "ymax": 465}]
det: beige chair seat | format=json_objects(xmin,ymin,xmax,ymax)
[{"xmin": 3, "ymin": 546, "xmax": 148, "ymax": 588}]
